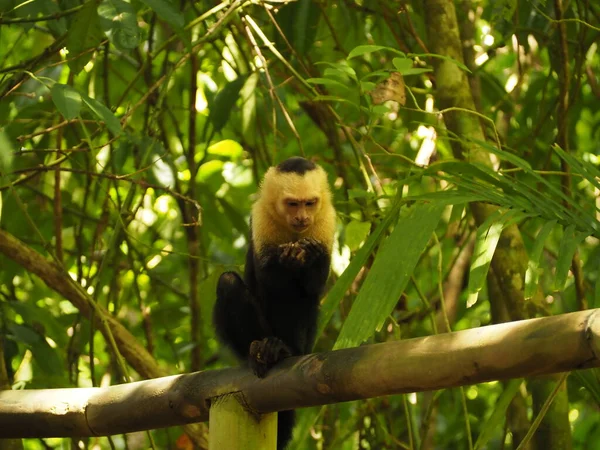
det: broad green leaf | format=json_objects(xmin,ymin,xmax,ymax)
[
  {"xmin": 0, "ymin": 130, "xmax": 14, "ymax": 174},
  {"xmin": 360, "ymin": 81, "xmax": 376, "ymax": 92},
  {"xmin": 317, "ymin": 62, "xmax": 358, "ymax": 81},
  {"xmin": 206, "ymin": 76, "xmax": 248, "ymax": 136},
  {"xmin": 139, "ymin": 0, "xmax": 184, "ymax": 29},
  {"xmin": 524, "ymin": 220, "xmax": 556, "ymax": 299},
  {"xmin": 392, "ymin": 57, "xmax": 412, "ymax": 73},
  {"xmin": 467, "ymin": 209, "xmax": 520, "ymax": 305},
  {"xmin": 98, "ymin": 0, "xmax": 141, "ymax": 50},
  {"xmin": 317, "ymin": 202, "xmax": 403, "ymax": 341},
  {"xmin": 51, "ymin": 84, "xmax": 82, "ymax": 120},
  {"xmin": 81, "ymin": 93, "xmax": 122, "ymax": 135},
  {"xmin": 66, "ymin": 2, "xmax": 105, "ymax": 74},
  {"xmin": 474, "ymin": 379, "xmax": 522, "ymax": 449},
  {"xmin": 344, "ymin": 220, "xmax": 371, "ymax": 252},
  {"xmin": 347, "ymin": 45, "xmax": 405, "ymax": 59},
  {"xmin": 334, "ymin": 202, "xmax": 444, "ymax": 350},
  {"xmin": 554, "ymin": 225, "xmax": 588, "ymax": 291}
]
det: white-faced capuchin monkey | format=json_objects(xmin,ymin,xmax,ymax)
[{"xmin": 213, "ymin": 156, "xmax": 336, "ymax": 449}]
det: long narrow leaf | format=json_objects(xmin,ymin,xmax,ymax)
[
  {"xmin": 316, "ymin": 202, "xmax": 403, "ymax": 341},
  {"xmin": 524, "ymin": 220, "xmax": 557, "ymax": 299},
  {"xmin": 474, "ymin": 379, "xmax": 523, "ymax": 450},
  {"xmin": 554, "ymin": 225, "xmax": 589, "ymax": 291},
  {"xmin": 467, "ymin": 209, "xmax": 519, "ymax": 305},
  {"xmin": 333, "ymin": 202, "xmax": 444, "ymax": 350}
]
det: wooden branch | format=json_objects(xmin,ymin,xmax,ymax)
[
  {"xmin": 1, "ymin": 309, "xmax": 600, "ymax": 438},
  {"xmin": 0, "ymin": 228, "xmax": 166, "ymax": 379}
]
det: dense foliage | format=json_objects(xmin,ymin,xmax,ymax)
[{"xmin": 1, "ymin": 0, "xmax": 599, "ymax": 449}]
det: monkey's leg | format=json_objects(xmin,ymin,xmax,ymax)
[{"xmin": 213, "ymin": 271, "xmax": 267, "ymax": 361}]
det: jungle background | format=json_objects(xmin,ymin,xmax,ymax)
[{"xmin": 1, "ymin": 0, "xmax": 599, "ymax": 449}]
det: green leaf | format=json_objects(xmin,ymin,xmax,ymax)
[
  {"xmin": 401, "ymin": 68, "xmax": 433, "ymax": 75},
  {"xmin": 275, "ymin": 0, "xmax": 320, "ymax": 55},
  {"xmin": 7, "ymin": 324, "xmax": 63, "ymax": 375},
  {"xmin": 392, "ymin": 57, "xmax": 412, "ymax": 73},
  {"xmin": 51, "ymin": 84, "xmax": 82, "ymax": 120},
  {"xmin": 554, "ymin": 225, "xmax": 588, "ymax": 291},
  {"xmin": 66, "ymin": 2, "xmax": 105, "ymax": 74},
  {"xmin": 98, "ymin": 0, "xmax": 141, "ymax": 50},
  {"xmin": 317, "ymin": 201, "xmax": 402, "ymax": 341},
  {"xmin": 0, "ymin": 130, "xmax": 14, "ymax": 175},
  {"xmin": 334, "ymin": 202, "xmax": 444, "ymax": 350},
  {"xmin": 81, "ymin": 93, "xmax": 122, "ymax": 136},
  {"xmin": 206, "ymin": 76, "xmax": 248, "ymax": 136},
  {"xmin": 467, "ymin": 209, "xmax": 520, "ymax": 304},
  {"xmin": 474, "ymin": 379, "xmax": 522, "ymax": 449},
  {"xmin": 347, "ymin": 45, "xmax": 405, "ymax": 59},
  {"xmin": 139, "ymin": 0, "xmax": 184, "ymax": 29},
  {"xmin": 345, "ymin": 220, "xmax": 371, "ymax": 252},
  {"xmin": 306, "ymin": 77, "xmax": 351, "ymax": 91},
  {"xmin": 524, "ymin": 220, "xmax": 556, "ymax": 299}
]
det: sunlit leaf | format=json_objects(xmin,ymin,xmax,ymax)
[
  {"xmin": 344, "ymin": 220, "xmax": 371, "ymax": 252},
  {"xmin": 524, "ymin": 220, "xmax": 556, "ymax": 299},
  {"xmin": 334, "ymin": 202, "xmax": 444, "ymax": 350},
  {"xmin": 317, "ymin": 201, "xmax": 402, "ymax": 340},
  {"xmin": 468, "ymin": 209, "xmax": 521, "ymax": 305},
  {"xmin": 554, "ymin": 224, "xmax": 588, "ymax": 291}
]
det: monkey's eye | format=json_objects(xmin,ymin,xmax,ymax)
[
  {"xmin": 287, "ymin": 201, "xmax": 299, "ymax": 207},
  {"xmin": 305, "ymin": 199, "xmax": 318, "ymax": 207}
]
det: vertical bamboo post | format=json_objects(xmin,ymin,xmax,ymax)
[{"xmin": 209, "ymin": 393, "xmax": 277, "ymax": 450}]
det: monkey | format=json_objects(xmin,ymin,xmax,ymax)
[{"xmin": 213, "ymin": 156, "xmax": 336, "ymax": 449}]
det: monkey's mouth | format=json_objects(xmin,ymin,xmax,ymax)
[{"xmin": 292, "ymin": 224, "xmax": 309, "ymax": 232}]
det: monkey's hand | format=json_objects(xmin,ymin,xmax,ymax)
[
  {"xmin": 249, "ymin": 337, "xmax": 293, "ymax": 378},
  {"xmin": 278, "ymin": 238, "xmax": 324, "ymax": 268}
]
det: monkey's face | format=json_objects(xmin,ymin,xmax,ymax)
[{"xmin": 279, "ymin": 197, "xmax": 320, "ymax": 233}]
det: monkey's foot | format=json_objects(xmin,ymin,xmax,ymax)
[{"xmin": 249, "ymin": 337, "xmax": 293, "ymax": 378}]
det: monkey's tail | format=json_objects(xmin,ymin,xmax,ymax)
[{"xmin": 277, "ymin": 410, "xmax": 295, "ymax": 450}]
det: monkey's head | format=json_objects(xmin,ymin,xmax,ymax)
[{"xmin": 255, "ymin": 157, "xmax": 334, "ymax": 237}]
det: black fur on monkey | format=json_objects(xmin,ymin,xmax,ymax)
[{"xmin": 213, "ymin": 157, "xmax": 336, "ymax": 449}]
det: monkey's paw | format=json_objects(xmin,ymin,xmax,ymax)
[
  {"xmin": 279, "ymin": 238, "xmax": 324, "ymax": 267},
  {"xmin": 278, "ymin": 242, "xmax": 307, "ymax": 267},
  {"xmin": 249, "ymin": 337, "xmax": 293, "ymax": 378},
  {"xmin": 297, "ymin": 238, "xmax": 325, "ymax": 264}
]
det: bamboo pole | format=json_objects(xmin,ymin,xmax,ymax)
[
  {"xmin": 0, "ymin": 309, "xmax": 599, "ymax": 438},
  {"xmin": 209, "ymin": 394, "xmax": 276, "ymax": 450}
]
